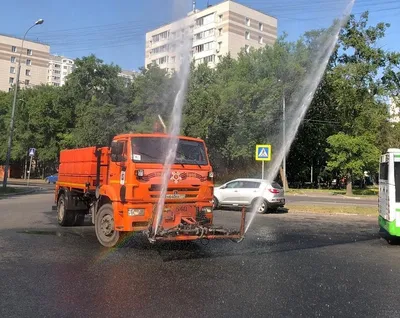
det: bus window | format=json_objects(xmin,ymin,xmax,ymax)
[
  {"xmin": 380, "ymin": 162, "xmax": 388, "ymax": 180},
  {"xmin": 395, "ymin": 162, "xmax": 400, "ymax": 202}
]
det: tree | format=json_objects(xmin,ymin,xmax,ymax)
[
  {"xmin": 62, "ymin": 55, "xmax": 129, "ymax": 146},
  {"xmin": 326, "ymin": 133, "xmax": 380, "ymax": 195}
]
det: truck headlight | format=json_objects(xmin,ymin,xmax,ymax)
[
  {"xmin": 201, "ymin": 207, "xmax": 212, "ymax": 214},
  {"xmin": 208, "ymin": 171, "xmax": 214, "ymax": 180},
  {"xmin": 128, "ymin": 208, "xmax": 145, "ymax": 216},
  {"xmin": 136, "ymin": 169, "xmax": 144, "ymax": 177}
]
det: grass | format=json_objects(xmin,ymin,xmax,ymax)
[
  {"xmin": 287, "ymin": 187, "xmax": 378, "ymax": 197},
  {"xmin": 285, "ymin": 204, "xmax": 378, "ymax": 216}
]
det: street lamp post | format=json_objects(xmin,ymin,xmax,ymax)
[
  {"xmin": 282, "ymin": 93, "xmax": 287, "ymax": 192},
  {"xmin": 2, "ymin": 19, "xmax": 44, "ymax": 189}
]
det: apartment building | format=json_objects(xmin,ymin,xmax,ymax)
[
  {"xmin": 145, "ymin": 0, "xmax": 277, "ymax": 71},
  {"xmin": 118, "ymin": 70, "xmax": 138, "ymax": 86},
  {"xmin": 389, "ymin": 97, "xmax": 400, "ymax": 123},
  {"xmin": 0, "ymin": 34, "xmax": 50, "ymax": 92},
  {"xmin": 48, "ymin": 55, "xmax": 75, "ymax": 87}
]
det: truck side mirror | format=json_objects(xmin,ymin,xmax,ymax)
[{"xmin": 111, "ymin": 141, "xmax": 126, "ymax": 162}]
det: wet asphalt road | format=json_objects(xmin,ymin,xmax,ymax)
[{"xmin": 0, "ymin": 191, "xmax": 399, "ymax": 318}]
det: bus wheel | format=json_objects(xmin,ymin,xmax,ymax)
[
  {"xmin": 57, "ymin": 193, "xmax": 75, "ymax": 226},
  {"xmin": 95, "ymin": 204, "xmax": 126, "ymax": 247},
  {"xmin": 387, "ymin": 237, "xmax": 400, "ymax": 245}
]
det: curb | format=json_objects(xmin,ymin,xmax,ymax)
[{"xmin": 287, "ymin": 194, "xmax": 377, "ymax": 201}]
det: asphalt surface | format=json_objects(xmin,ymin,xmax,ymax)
[{"xmin": 0, "ymin": 191, "xmax": 399, "ymax": 318}]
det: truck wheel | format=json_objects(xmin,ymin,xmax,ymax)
[
  {"xmin": 57, "ymin": 193, "xmax": 75, "ymax": 226},
  {"xmin": 213, "ymin": 196, "xmax": 219, "ymax": 210},
  {"xmin": 74, "ymin": 212, "xmax": 86, "ymax": 226},
  {"xmin": 252, "ymin": 198, "xmax": 267, "ymax": 214},
  {"xmin": 95, "ymin": 204, "xmax": 125, "ymax": 247}
]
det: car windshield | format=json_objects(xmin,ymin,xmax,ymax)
[{"xmin": 131, "ymin": 137, "xmax": 208, "ymax": 165}]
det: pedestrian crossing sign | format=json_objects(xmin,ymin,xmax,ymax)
[{"xmin": 255, "ymin": 144, "xmax": 271, "ymax": 161}]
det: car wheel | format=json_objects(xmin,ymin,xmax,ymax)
[
  {"xmin": 212, "ymin": 196, "xmax": 219, "ymax": 210},
  {"xmin": 252, "ymin": 198, "xmax": 267, "ymax": 214}
]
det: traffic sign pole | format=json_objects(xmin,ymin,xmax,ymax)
[
  {"xmin": 27, "ymin": 148, "xmax": 35, "ymax": 186},
  {"xmin": 27, "ymin": 156, "xmax": 33, "ymax": 186},
  {"xmin": 261, "ymin": 161, "xmax": 265, "ymax": 179}
]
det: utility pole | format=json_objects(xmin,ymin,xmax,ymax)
[{"xmin": 2, "ymin": 19, "xmax": 44, "ymax": 189}]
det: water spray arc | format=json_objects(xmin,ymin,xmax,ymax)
[{"xmin": 244, "ymin": 0, "xmax": 355, "ymax": 234}]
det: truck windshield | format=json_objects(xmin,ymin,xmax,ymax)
[{"xmin": 131, "ymin": 137, "xmax": 208, "ymax": 165}]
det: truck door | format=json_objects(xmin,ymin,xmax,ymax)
[{"xmin": 110, "ymin": 140, "xmax": 128, "ymax": 201}]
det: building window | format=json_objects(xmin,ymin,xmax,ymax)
[
  {"xmin": 245, "ymin": 45, "xmax": 250, "ymax": 53},
  {"xmin": 10, "ymin": 66, "xmax": 15, "ymax": 74},
  {"xmin": 218, "ymin": 14, "xmax": 223, "ymax": 22},
  {"xmin": 218, "ymin": 41, "xmax": 222, "ymax": 51},
  {"xmin": 194, "ymin": 28, "xmax": 215, "ymax": 40},
  {"xmin": 203, "ymin": 55, "xmax": 215, "ymax": 63},
  {"xmin": 11, "ymin": 46, "xmax": 17, "ymax": 52},
  {"xmin": 171, "ymin": 56, "xmax": 176, "ymax": 63},
  {"xmin": 55, "ymin": 64, "xmax": 60, "ymax": 68},
  {"xmin": 10, "ymin": 56, "xmax": 16, "ymax": 63},
  {"xmin": 259, "ymin": 22, "xmax": 263, "ymax": 31},
  {"xmin": 158, "ymin": 56, "xmax": 168, "ymax": 64},
  {"xmin": 196, "ymin": 13, "xmax": 215, "ymax": 27},
  {"xmin": 25, "ymin": 79, "xmax": 30, "ymax": 85},
  {"xmin": 194, "ymin": 42, "xmax": 213, "ymax": 53},
  {"xmin": 259, "ymin": 36, "xmax": 263, "ymax": 44},
  {"xmin": 26, "ymin": 59, "xmax": 32, "ymax": 66},
  {"xmin": 245, "ymin": 17, "xmax": 250, "ymax": 26},
  {"xmin": 26, "ymin": 69, "xmax": 31, "ymax": 76},
  {"xmin": 63, "ymin": 66, "xmax": 67, "ymax": 69},
  {"xmin": 9, "ymin": 88, "xmax": 12, "ymax": 92},
  {"xmin": 27, "ymin": 49, "xmax": 32, "ymax": 56},
  {"xmin": 152, "ymin": 30, "xmax": 169, "ymax": 43},
  {"xmin": 63, "ymin": 60, "xmax": 67, "ymax": 63},
  {"xmin": 245, "ymin": 31, "xmax": 250, "ymax": 40},
  {"xmin": 218, "ymin": 28, "xmax": 222, "ymax": 36},
  {"xmin": 9, "ymin": 77, "xmax": 14, "ymax": 84}
]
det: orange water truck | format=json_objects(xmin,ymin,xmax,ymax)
[{"xmin": 53, "ymin": 129, "xmax": 245, "ymax": 247}]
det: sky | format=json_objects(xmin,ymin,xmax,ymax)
[{"xmin": 0, "ymin": 0, "xmax": 398, "ymax": 71}]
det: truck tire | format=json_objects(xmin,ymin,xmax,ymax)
[
  {"xmin": 57, "ymin": 193, "xmax": 75, "ymax": 226},
  {"xmin": 74, "ymin": 212, "xmax": 86, "ymax": 226},
  {"xmin": 212, "ymin": 196, "xmax": 219, "ymax": 210},
  {"xmin": 95, "ymin": 204, "xmax": 126, "ymax": 247}
]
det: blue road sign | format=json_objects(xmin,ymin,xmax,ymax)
[
  {"xmin": 29, "ymin": 148, "xmax": 36, "ymax": 157},
  {"xmin": 255, "ymin": 144, "xmax": 271, "ymax": 161}
]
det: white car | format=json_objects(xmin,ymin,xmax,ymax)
[{"xmin": 213, "ymin": 178, "xmax": 285, "ymax": 213}]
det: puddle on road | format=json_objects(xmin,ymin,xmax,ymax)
[{"xmin": 17, "ymin": 230, "xmax": 84, "ymax": 237}]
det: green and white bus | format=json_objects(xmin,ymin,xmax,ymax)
[{"xmin": 379, "ymin": 148, "xmax": 400, "ymax": 241}]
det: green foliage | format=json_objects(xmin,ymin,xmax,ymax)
[
  {"xmin": 326, "ymin": 133, "xmax": 380, "ymax": 178},
  {"xmin": 0, "ymin": 11, "xmax": 398, "ymax": 185}
]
